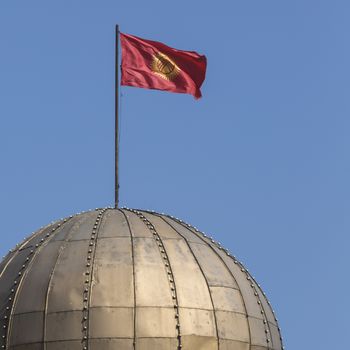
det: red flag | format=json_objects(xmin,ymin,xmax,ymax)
[{"xmin": 120, "ymin": 33, "xmax": 207, "ymax": 99}]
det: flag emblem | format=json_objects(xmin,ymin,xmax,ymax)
[
  {"xmin": 151, "ymin": 52, "xmax": 180, "ymax": 81},
  {"xmin": 120, "ymin": 32, "xmax": 207, "ymax": 99}
]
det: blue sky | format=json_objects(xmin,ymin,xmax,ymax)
[{"xmin": 1, "ymin": 1, "xmax": 349, "ymax": 349}]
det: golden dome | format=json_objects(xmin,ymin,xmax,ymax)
[{"xmin": 0, "ymin": 208, "xmax": 283, "ymax": 350}]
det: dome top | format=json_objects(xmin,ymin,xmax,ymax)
[{"xmin": 0, "ymin": 208, "xmax": 283, "ymax": 350}]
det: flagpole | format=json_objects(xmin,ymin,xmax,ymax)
[{"xmin": 115, "ymin": 24, "xmax": 119, "ymax": 208}]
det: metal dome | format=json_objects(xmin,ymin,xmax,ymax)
[{"xmin": 0, "ymin": 208, "xmax": 283, "ymax": 350}]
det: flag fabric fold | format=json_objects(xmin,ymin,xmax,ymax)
[{"xmin": 120, "ymin": 33, "xmax": 207, "ymax": 99}]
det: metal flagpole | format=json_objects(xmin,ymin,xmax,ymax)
[{"xmin": 115, "ymin": 24, "xmax": 119, "ymax": 208}]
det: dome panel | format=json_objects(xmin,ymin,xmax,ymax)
[
  {"xmin": 0, "ymin": 208, "xmax": 283, "ymax": 350},
  {"xmin": 91, "ymin": 237, "xmax": 133, "ymax": 307}
]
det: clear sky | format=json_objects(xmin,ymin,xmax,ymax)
[{"xmin": 0, "ymin": 1, "xmax": 349, "ymax": 349}]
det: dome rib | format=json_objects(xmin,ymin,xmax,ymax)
[
  {"xmin": 151, "ymin": 212, "xmax": 221, "ymax": 350},
  {"xmin": 118, "ymin": 209, "xmax": 137, "ymax": 349},
  {"xmin": 42, "ymin": 215, "xmax": 84, "ymax": 349},
  {"xmin": 125, "ymin": 209, "xmax": 182, "ymax": 350},
  {"xmin": 0, "ymin": 223, "xmax": 53, "ymax": 282},
  {"xmin": 84, "ymin": 209, "xmax": 108, "ymax": 350}
]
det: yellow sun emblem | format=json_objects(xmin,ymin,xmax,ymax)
[{"xmin": 151, "ymin": 52, "xmax": 180, "ymax": 81}]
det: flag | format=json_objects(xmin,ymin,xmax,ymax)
[{"xmin": 120, "ymin": 33, "xmax": 207, "ymax": 99}]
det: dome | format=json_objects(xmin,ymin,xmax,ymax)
[{"xmin": 0, "ymin": 208, "xmax": 283, "ymax": 350}]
